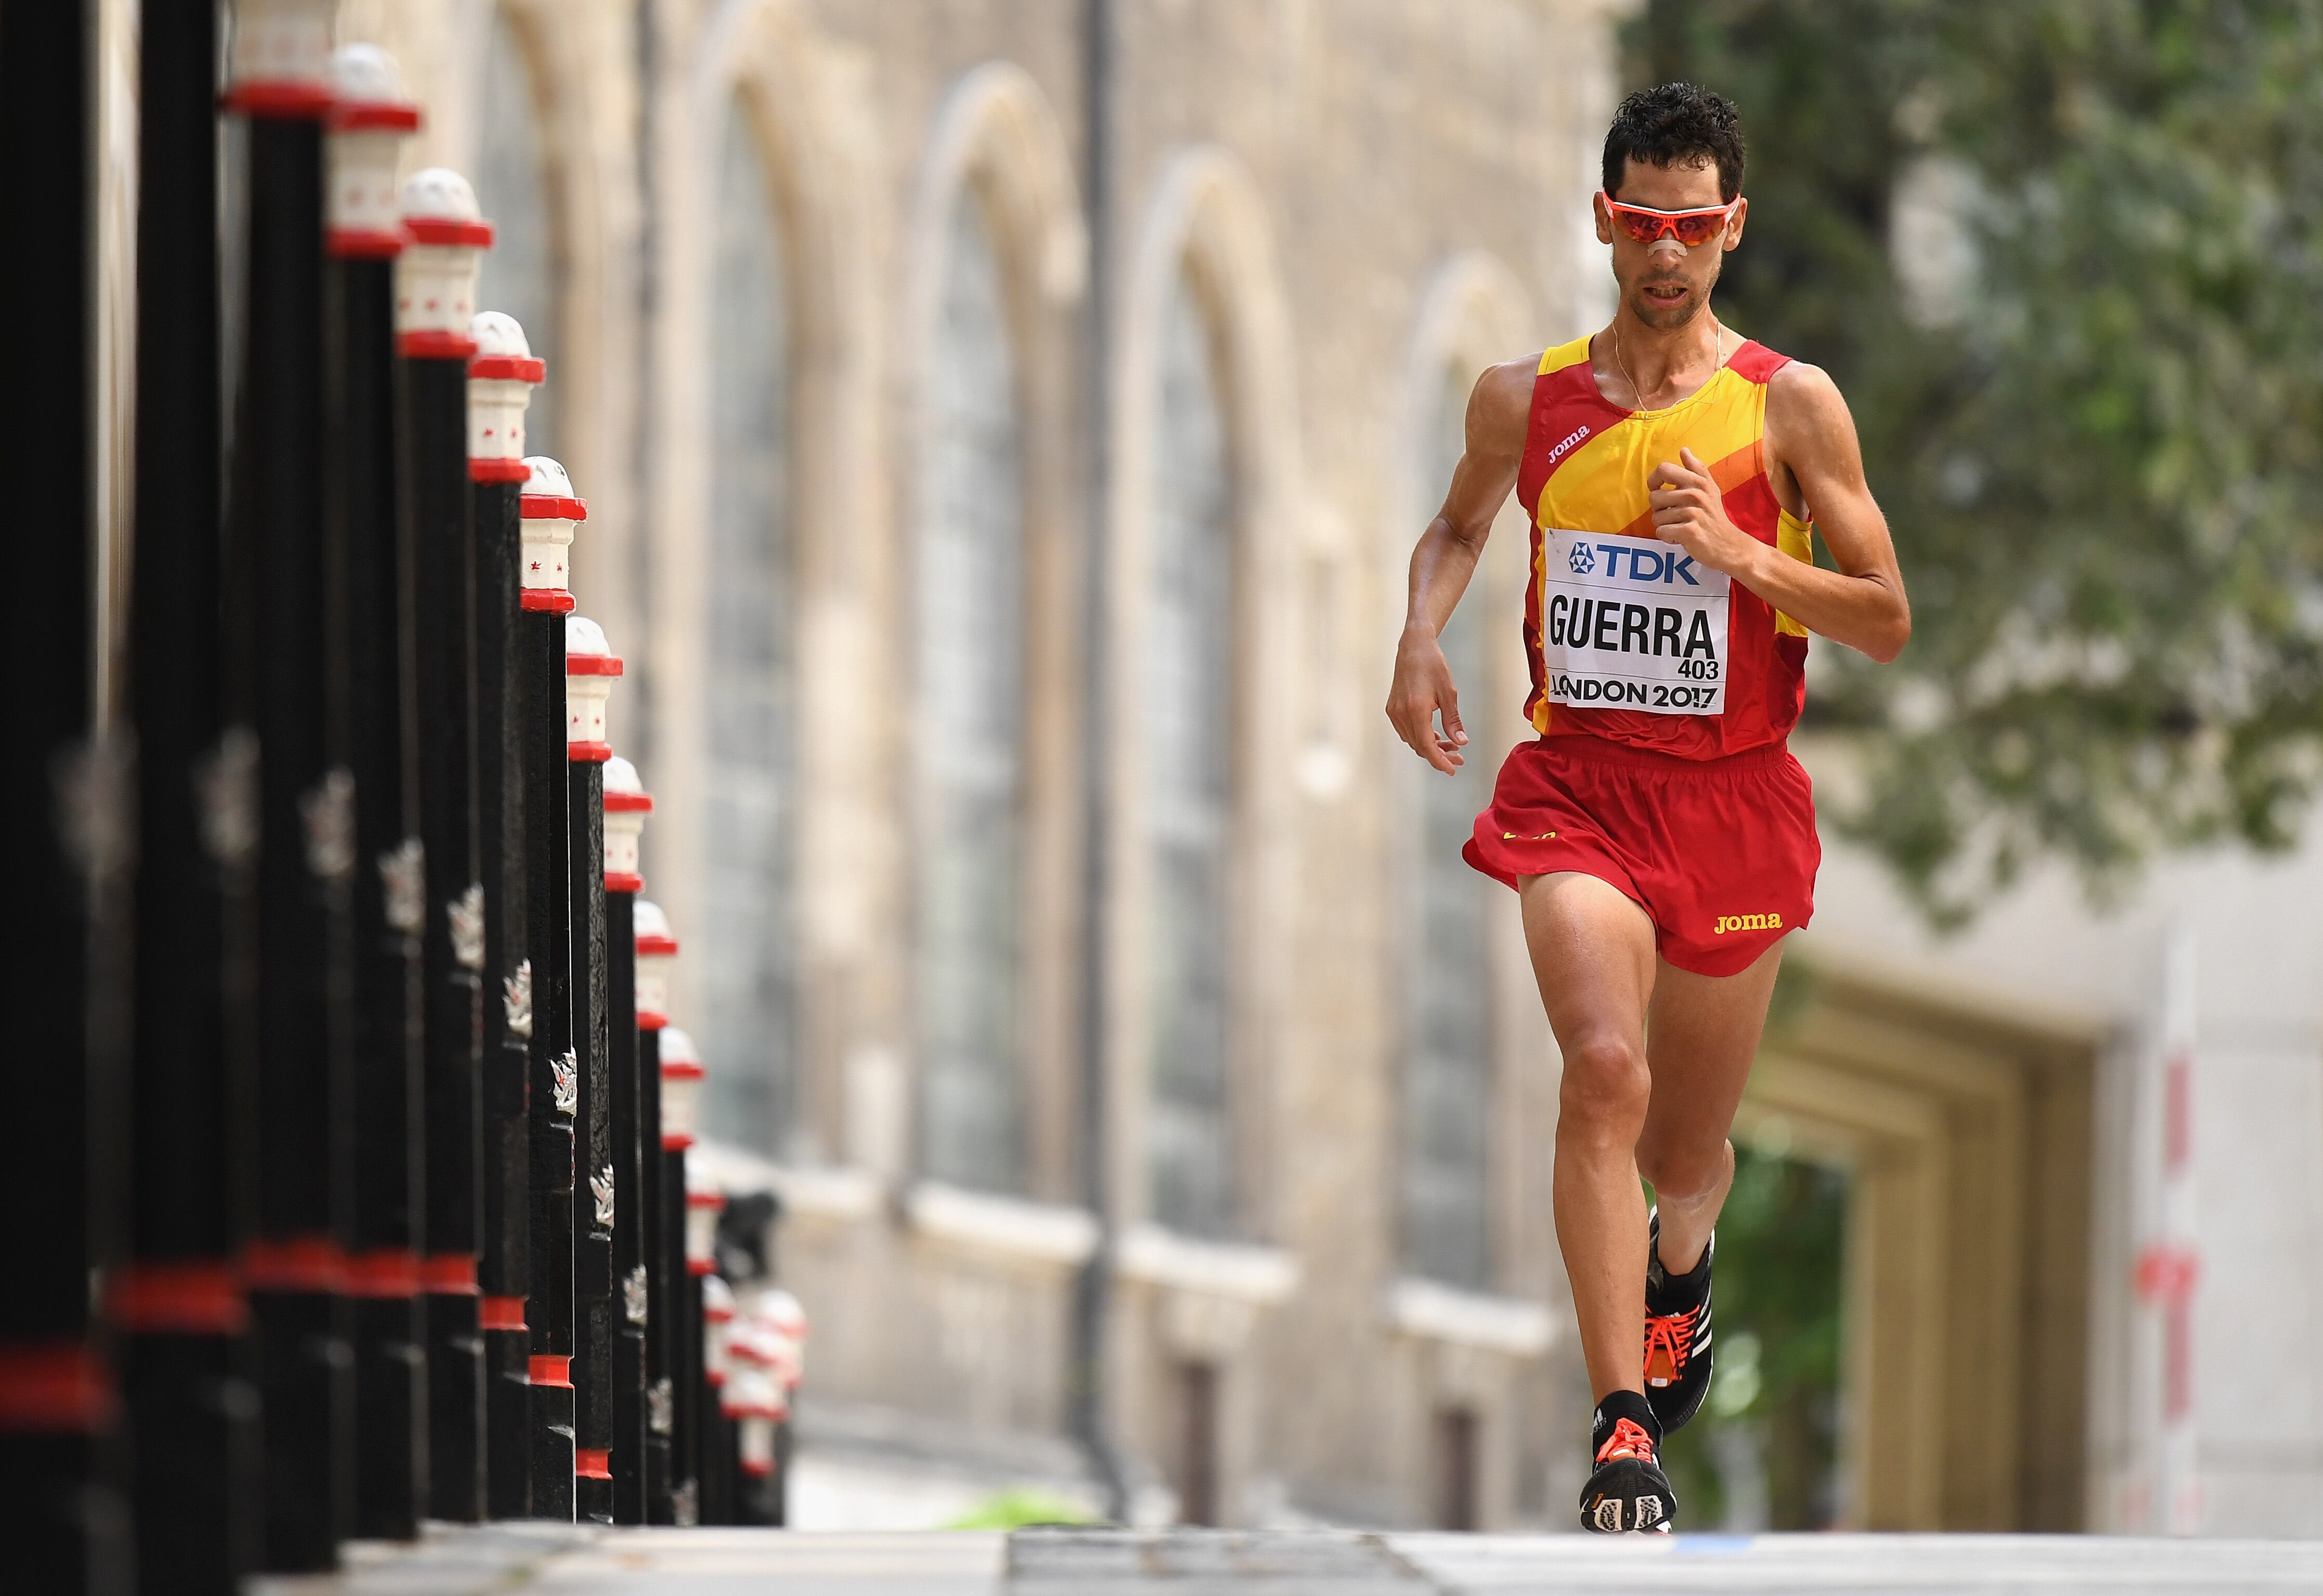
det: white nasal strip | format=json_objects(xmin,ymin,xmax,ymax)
[{"xmin": 1540, "ymin": 527, "xmax": 1728, "ymax": 715}]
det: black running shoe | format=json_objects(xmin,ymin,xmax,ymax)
[
  {"xmin": 1578, "ymin": 1393, "xmax": 1675, "ymax": 1534},
  {"xmin": 1645, "ymin": 1207, "xmax": 1714, "ymax": 1434}
]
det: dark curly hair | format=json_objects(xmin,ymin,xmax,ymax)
[{"xmin": 1602, "ymin": 83, "xmax": 1746, "ymax": 202}]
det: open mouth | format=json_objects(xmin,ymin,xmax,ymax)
[{"xmin": 1642, "ymin": 281, "xmax": 1690, "ymax": 307}]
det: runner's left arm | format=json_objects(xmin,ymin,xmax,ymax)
[{"xmin": 1643, "ymin": 361, "xmax": 1911, "ymax": 663}]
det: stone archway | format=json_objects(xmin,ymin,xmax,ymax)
[{"xmin": 1742, "ymin": 963, "xmax": 2098, "ymax": 1530}]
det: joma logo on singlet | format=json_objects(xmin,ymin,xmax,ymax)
[
  {"xmin": 1544, "ymin": 424, "xmax": 1591, "ymax": 467},
  {"xmin": 1712, "ymin": 912, "xmax": 1783, "ymax": 935}
]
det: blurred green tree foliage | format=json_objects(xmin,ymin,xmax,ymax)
[{"xmin": 1630, "ymin": 1, "xmax": 2323, "ymax": 923}]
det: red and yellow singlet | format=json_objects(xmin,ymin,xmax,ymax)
[{"xmin": 1514, "ymin": 334, "xmax": 1813, "ymax": 760}]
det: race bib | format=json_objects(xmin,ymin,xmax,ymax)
[{"xmin": 1539, "ymin": 527, "xmax": 1728, "ymax": 715}]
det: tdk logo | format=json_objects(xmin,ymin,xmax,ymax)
[
  {"xmin": 1573, "ymin": 542, "xmax": 1700, "ymax": 585},
  {"xmin": 1544, "ymin": 425, "xmax": 1590, "ymax": 467}
]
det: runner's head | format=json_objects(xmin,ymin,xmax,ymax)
[{"xmin": 1596, "ymin": 83, "xmax": 1747, "ymax": 333}]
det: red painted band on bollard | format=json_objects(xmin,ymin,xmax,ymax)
[
  {"xmin": 640, "ymin": 1013, "xmax": 669, "ymax": 1030},
  {"xmin": 481, "ymin": 1296, "xmax": 529, "ymax": 1332},
  {"xmin": 109, "ymin": 1260, "xmax": 249, "ymax": 1335},
  {"xmin": 398, "ymin": 328, "xmax": 480, "ymax": 360},
  {"xmin": 520, "ymin": 494, "xmax": 588, "ymax": 521},
  {"xmin": 688, "ymin": 1258, "xmax": 717, "ymax": 1277},
  {"xmin": 529, "ymin": 1355, "xmax": 572, "ymax": 1388},
  {"xmin": 605, "ymin": 871, "xmax": 644, "ymax": 894},
  {"xmin": 223, "ymin": 82, "xmax": 335, "ymax": 119},
  {"xmin": 636, "ymin": 934, "xmax": 680, "ymax": 956},
  {"xmin": 328, "ymin": 228, "xmax": 406, "ymax": 260},
  {"xmin": 565, "ymin": 655, "xmax": 624, "ymax": 677},
  {"xmin": 470, "ymin": 457, "xmax": 531, "ymax": 483},
  {"xmin": 576, "ymin": 1448, "xmax": 613, "ymax": 1480},
  {"xmin": 0, "ymin": 1342, "xmax": 116, "ymax": 1434},
  {"xmin": 330, "ymin": 101, "xmax": 422, "ymax": 133},
  {"xmin": 567, "ymin": 741, "xmax": 613, "ymax": 764},
  {"xmin": 344, "ymin": 1249, "xmax": 421, "ymax": 1298},
  {"xmin": 521, "ymin": 590, "xmax": 577, "ymax": 614},
  {"xmin": 241, "ymin": 1235, "xmax": 347, "ymax": 1292},
  {"xmin": 603, "ymin": 789, "xmax": 654, "ymax": 813},
  {"xmin": 661, "ymin": 1059, "xmax": 706, "ymax": 1079},
  {"xmin": 662, "ymin": 1133, "xmax": 696, "ymax": 1152},
  {"xmin": 468, "ymin": 354, "xmax": 545, "ymax": 383},
  {"xmin": 421, "ymin": 1254, "xmax": 479, "ymax": 1294},
  {"xmin": 406, "ymin": 215, "xmax": 495, "ymax": 248}
]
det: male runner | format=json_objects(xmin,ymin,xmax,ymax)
[{"xmin": 1386, "ymin": 83, "xmax": 1909, "ymax": 1533}]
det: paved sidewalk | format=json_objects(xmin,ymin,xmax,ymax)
[{"xmin": 254, "ymin": 1525, "xmax": 2323, "ymax": 1594}]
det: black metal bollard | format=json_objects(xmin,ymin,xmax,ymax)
[
  {"xmin": 0, "ymin": 0, "xmax": 125, "ymax": 1587},
  {"xmin": 398, "ymin": 166, "xmax": 497, "ymax": 1525},
  {"xmin": 469, "ymin": 311, "xmax": 545, "ymax": 1519},
  {"xmin": 603, "ymin": 760, "xmax": 652, "ymax": 1522},
  {"xmin": 635, "ymin": 913, "xmax": 684, "ymax": 1523},
  {"xmin": 328, "ymin": 49, "xmax": 430, "ymax": 1547},
  {"xmin": 518, "ymin": 457, "xmax": 582, "ymax": 1518},
  {"xmin": 225, "ymin": 1, "xmax": 357, "ymax": 1569},
  {"xmin": 120, "ymin": 2, "xmax": 258, "ymax": 1588},
  {"xmin": 565, "ymin": 616, "xmax": 622, "ymax": 1522}
]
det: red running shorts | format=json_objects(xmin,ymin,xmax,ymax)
[{"xmin": 1462, "ymin": 733, "xmax": 1819, "ymax": 978}]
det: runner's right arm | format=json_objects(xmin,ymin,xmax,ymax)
[{"xmin": 1387, "ymin": 357, "xmax": 1534, "ymax": 775}]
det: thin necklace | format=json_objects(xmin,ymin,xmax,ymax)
[{"xmin": 1613, "ymin": 316, "xmax": 1726, "ymax": 413}]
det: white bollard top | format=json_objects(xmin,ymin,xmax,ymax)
[
  {"xmin": 471, "ymin": 311, "xmax": 543, "ymax": 371},
  {"xmin": 522, "ymin": 455, "xmax": 585, "ymax": 514},
  {"xmin": 519, "ymin": 457, "xmax": 582, "ymax": 613},
  {"xmin": 604, "ymin": 754, "xmax": 651, "ymax": 804},
  {"xmin": 468, "ymin": 312, "xmax": 545, "ymax": 481},
  {"xmin": 755, "ymin": 1287, "xmax": 808, "ymax": 1342},
  {"xmin": 658, "ymin": 1025, "xmax": 702, "ymax": 1078},
  {"xmin": 634, "ymin": 899, "xmax": 680, "ymax": 958},
  {"xmin": 565, "ymin": 616, "xmax": 621, "ymax": 764},
  {"xmin": 328, "ymin": 42, "xmax": 409, "ymax": 112},
  {"xmin": 633, "ymin": 900, "xmax": 678, "ymax": 1031},
  {"xmin": 325, "ymin": 46, "xmax": 420, "ymax": 259},
  {"xmin": 396, "ymin": 168, "xmax": 493, "ymax": 358},
  {"xmin": 700, "ymin": 1272, "xmax": 735, "ymax": 1319},
  {"xmin": 565, "ymin": 614, "xmax": 615, "ymax": 659},
  {"xmin": 226, "ymin": 0, "xmax": 335, "ymax": 117},
  {"xmin": 603, "ymin": 755, "xmax": 651, "ymax": 893},
  {"xmin": 401, "ymin": 167, "xmax": 489, "ymax": 234}
]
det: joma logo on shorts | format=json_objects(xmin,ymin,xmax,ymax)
[{"xmin": 1712, "ymin": 912, "xmax": 1783, "ymax": 935}]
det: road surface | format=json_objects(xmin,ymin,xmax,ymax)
[{"xmin": 253, "ymin": 1526, "xmax": 2323, "ymax": 1594}]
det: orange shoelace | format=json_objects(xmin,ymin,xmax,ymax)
[
  {"xmin": 1595, "ymin": 1416, "xmax": 1657, "ymax": 1467},
  {"xmin": 1642, "ymin": 1305, "xmax": 1699, "ymax": 1389}
]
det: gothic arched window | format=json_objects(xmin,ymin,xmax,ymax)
[
  {"xmin": 474, "ymin": 7, "xmax": 560, "ymax": 460},
  {"xmin": 1402, "ymin": 361, "xmax": 1494, "ymax": 1289},
  {"xmin": 1144, "ymin": 267, "xmax": 1237, "ymax": 1240},
  {"xmin": 915, "ymin": 185, "xmax": 1028, "ymax": 1194},
  {"xmin": 694, "ymin": 98, "xmax": 799, "ymax": 1155}
]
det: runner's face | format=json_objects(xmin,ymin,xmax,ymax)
[{"xmin": 1597, "ymin": 158, "xmax": 1744, "ymax": 332}]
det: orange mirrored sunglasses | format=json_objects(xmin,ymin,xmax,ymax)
[{"xmin": 1600, "ymin": 192, "xmax": 1739, "ymax": 247}]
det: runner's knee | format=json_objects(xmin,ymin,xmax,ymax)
[{"xmin": 1557, "ymin": 1031, "xmax": 1650, "ymax": 1142}]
